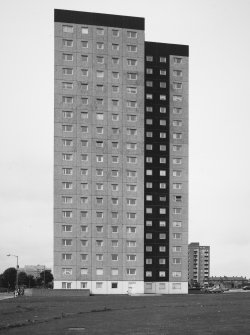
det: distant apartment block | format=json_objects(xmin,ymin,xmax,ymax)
[
  {"xmin": 188, "ymin": 243, "xmax": 210, "ymax": 285},
  {"xmin": 54, "ymin": 9, "xmax": 189, "ymax": 294}
]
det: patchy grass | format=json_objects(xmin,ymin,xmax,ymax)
[{"xmin": 0, "ymin": 292, "xmax": 250, "ymax": 334}]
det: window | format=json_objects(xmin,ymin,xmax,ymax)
[
  {"xmin": 173, "ymin": 170, "xmax": 182, "ymax": 177},
  {"xmin": 62, "ymin": 239, "xmax": 72, "ymax": 246},
  {"xmin": 173, "ymin": 233, "xmax": 182, "ymax": 239},
  {"xmin": 112, "ymin": 226, "xmax": 118, "ymax": 233},
  {"xmin": 174, "ymin": 57, "xmax": 182, "ymax": 64},
  {"xmin": 96, "ymin": 212, "xmax": 104, "ymax": 219},
  {"xmin": 173, "ymin": 246, "xmax": 182, "ymax": 252},
  {"xmin": 146, "ymin": 233, "xmax": 152, "ymax": 239},
  {"xmin": 62, "ymin": 196, "xmax": 73, "ymax": 204},
  {"xmin": 127, "ymin": 31, "xmax": 137, "ymax": 38},
  {"xmin": 173, "ymin": 158, "xmax": 182, "ymax": 165},
  {"xmin": 62, "ymin": 282, "xmax": 71, "ymax": 289},
  {"xmin": 96, "ymin": 282, "xmax": 103, "ymax": 289},
  {"xmin": 127, "ymin": 269, "xmax": 136, "ymax": 275},
  {"xmin": 173, "ymin": 208, "xmax": 182, "ymax": 214},
  {"xmin": 62, "ymin": 253, "xmax": 72, "ymax": 260},
  {"xmin": 127, "ymin": 59, "xmax": 137, "ymax": 66},
  {"xmin": 97, "ymin": 70, "xmax": 104, "ymax": 78},
  {"xmin": 174, "ymin": 195, "xmax": 182, "ymax": 202},
  {"xmin": 127, "ymin": 157, "xmax": 137, "ymax": 164},
  {"xmin": 146, "ymin": 182, "xmax": 152, "ymax": 188},
  {"xmin": 160, "ymin": 95, "xmax": 166, "ymax": 101},
  {"xmin": 112, "ymin": 116, "xmax": 119, "ymax": 123},
  {"xmin": 127, "ymin": 227, "xmax": 136, "ymax": 234},
  {"xmin": 127, "ymin": 128, "xmax": 137, "ymax": 136},
  {"xmin": 111, "ymin": 184, "xmax": 118, "ymax": 191},
  {"xmin": 112, "ymin": 240, "xmax": 118, "ymax": 247},
  {"xmin": 97, "ymin": 56, "xmax": 104, "ymax": 64},
  {"xmin": 63, "ymin": 25, "xmax": 73, "ymax": 33},
  {"xmin": 81, "ymin": 41, "xmax": 88, "ymax": 48},
  {"xmin": 146, "ymin": 271, "xmax": 152, "ymax": 277},
  {"xmin": 160, "ymin": 170, "xmax": 166, "ymax": 176},
  {"xmin": 112, "ymin": 72, "xmax": 119, "ymax": 79},
  {"xmin": 127, "ymin": 212, "xmax": 136, "ymax": 219},
  {"xmin": 111, "ymin": 156, "xmax": 119, "ymax": 163},
  {"xmin": 112, "ymin": 57, "xmax": 119, "ymax": 64},
  {"xmin": 146, "ymin": 132, "xmax": 153, "ymax": 137},
  {"xmin": 173, "ymin": 70, "xmax": 183, "ymax": 77},
  {"xmin": 81, "ymin": 225, "xmax": 88, "ymax": 232},
  {"xmin": 159, "ymin": 221, "xmax": 166, "ymax": 227},
  {"xmin": 160, "ymin": 183, "xmax": 166, "ymax": 189},
  {"xmin": 160, "ymin": 69, "xmax": 166, "ymax": 75},
  {"xmin": 127, "ymin": 198, "xmax": 136, "ymax": 205},
  {"xmin": 172, "ymin": 272, "xmax": 182, "ymax": 278},
  {"xmin": 112, "ymin": 99, "xmax": 119, "ymax": 107},
  {"xmin": 127, "ymin": 184, "xmax": 137, "ymax": 192},
  {"xmin": 159, "ymin": 258, "xmax": 166, "ymax": 264},
  {"xmin": 159, "ymin": 233, "xmax": 166, "ymax": 239},
  {"xmin": 112, "ymin": 86, "xmax": 119, "ymax": 93},
  {"xmin": 159, "ymin": 246, "xmax": 166, "ymax": 252},
  {"xmin": 82, "ymin": 97, "xmax": 88, "ymax": 105},
  {"xmin": 127, "ymin": 45, "xmax": 137, "ymax": 52},
  {"xmin": 81, "ymin": 211, "xmax": 88, "ymax": 219},
  {"xmin": 62, "ymin": 96, "xmax": 73, "ymax": 104},
  {"xmin": 63, "ymin": 54, "xmax": 73, "ymax": 61},
  {"xmin": 126, "ymin": 143, "xmax": 137, "ymax": 150},
  {"xmin": 127, "ymin": 170, "xmax": 137, "ymax": 177},
  {"xmin": 63, "ymin": 68, "xmax": 73, "ymax": 75},
  {"xmin": 96, "ymin": 254, "xmax": 103, "ymax": 261},
  {"xmin": 146, "ymin": 258, "xmax": 152, "ymax": 264},
  {"xmin": 80, "ymin": 169, "xmax": 88, "ymax": 176},
  {"xmin": 146, "ymin": 56, "xmax": 153, "ymax": 61},
  {"xmin": 112, "ymin": 29, "xmax": 119, "ymax": 37},
  {"xmin": 81, "ymin": 69, "xmax": 88, "ymax": 77},
  {"xmin": 111, "ymin": 254, "xmax": 118, "ymax": 261},
  {"xmin": 96, "ymin": 197, "xmax": 103, "ymax": 205},
  {"xmin": 173, "ymin": 133, "xmax": 182, "ymax": 139},
  {"xmin": 112, "ymin": 44, "xmax": 119, "ymax": 51},
  {"xmin": 160, "ymin": 57, "xmax": 167, "ymax": 63},
  {"xmin": 81, "ymin": 282, "xmax": 87, "ymax": 289},
  {"xmin": 63, "ymin": 111, "xmax": 73, "ymax": 118},
  {"xmin": 97, "ymin": 28, "xmax": 104, "ymax": 35},
  {"xmin": 173, "ymin": 95, "xmax": 183, "ymax": 102},
  {"xmin": 81, "ymin": 27, "xmax": 88, "ymax": 34},
  {"xmin": 127, "ymin": 73, "xmax": 137, "ymax": 80},
  {"xmin": 81, "ymin": 183, "xmax": 88, "ymax": 190},
  {"xmin": 146, "ymin": 94, "xmax": 153, "ymax": 100},
  {"xmin": 111, "ymin": 198, "xmax": 118, "ymax": 205},
  {"xmin": 146, "ymin": 68, "xmax": 153, "ymax": 74},
  {"xmin": 160, "ymin": 120, "xmax": 167, "ymax": 126},
  {"xmin": 146, "ymin": 208, "xmax": 152, "ymax": 214},
  {"xmin": 97, "ymin": 84, "xmax": 104, "ymax": 91},
  {"xmin": 62, "ymin": 168, "xmax": 73, "ymax": 176},
  {"xmin": 159, "ymin": 271, "xmax": 166, "ymax": 277},
  {"xmin": 127, "ymin": 87, "xmax": 137, "ymax": 94},
  {"xmin": 146, "ymin": 106, "xmax": 153, "ymax": 112},
  {"xmin": 146, "ymin": 195, "xmax": 152, "ymax": 201},
  {"xmin": 173, "ymin": 258, "xmax": 181, "ymax": 264},
  {"xmin": 96, "ymin": 226, "xmax": 103, "ymax": 233},
  {"xmin": 173, "ymin": 107, "xmax": 182, "ymax": 114},
  {"xmin": 159, "ymin": 208, "xmax": 166, "ymax": 214},
  {"xmin": 146, "ymin": 81, "xmax": 153, "ymax": 87},
  {"xmin": 146, "ymin": 220, "xmax": 152, "ymax": 226},
  {"xmin": 111, "ymin": 170, "xmax": 118, "ymax": 178},
  {"xmin": 80, "ymin": 268, "xmax": 88, "ymax": 276},
  {"xmin": 160, "ymin": 82, "xmax": 166, "ymax": 88},
  {"xmin": 146, "ymin": 170, "xmax": 152, "ymax": 176},
  {"xmin": 81, "ymin": 83, "xmax": 88, "ymax": 91},
  {"xmin": 63, "ymin": 211, "xmax": 72, "ymax": 218},
  {"xmin": 111, "ymin": 212, "xmax": 118, "ymax": 219},
  {"xmin": 160, "ymin": 145, "xmax": 166, "ymax": 151},
  {"xmin": 63, "ymin": 39, "xmax": 73, "ymax": 47},
  {"xmin": 111, "ymin": 269, "xmax": 118, "ymax": 276},
  {"xmin": 127, "ymin": 115, "xmax": 137, "ymax": 122},
  {"xmin": 96, "ymin": 127, "xmax": 104, "ymax": 135},
  {"xmin": 96, "ymin": 240, "xmax": 104, "ymax": 247},
  {"xmin": 81, "ymin": 154, "xmax": 88, "ymax": 162},
  {"xmin": 62, "ymin": 182, "xmax": 73, "ymax": 189},
  {"xmin": 81, "ymin": 126, "xmax": 88, "ymax": 133},
  {"xmin": 81, "ymin": 112, "xmax": 88, "ymax": 119},
  {"xmin": 173, "ymin": 82, "xmax": 182, "ymax": 89},
  {"xmin": 81, "ymin": 55, "xmax": 88, "ymax": 62},
  {"xmin": 160, "ymin": 132, "xmax": 166, "ymax": 139},
  {"xmin": 62, "ymin": 268, "xmax": 72, "ymax": 275},
  {"xmin": 62, "ymin": 139, "xmax": 73, "ymax": 147},
  {"xmin": 173, "ymin": 221, "xmax": 182, "ymax": 228},
  {"xmin": 97, "ymin": 42, "xmax": 104, "ymax": 50},
  {"xmin": 62, "ymin": 153, "xmax": 73, "ymax": 161},
  {"xmin": 146, "ymin": 157, "xmax": 153, "ymax": 163},
  {"xmin": 160, "ymin": 107, "xmax": 166, "ymax": 113},
  {"xmin": 146, "ymin": 246, "xmax": 152, "ymax": 252},
  {"xmin": 173, "ymin": 183, "xmax": 182, "ymax": 190}
]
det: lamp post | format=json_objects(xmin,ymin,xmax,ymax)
[{"xmin": 6, "ymin": 254, "xmax": 19, "ymax": 290}]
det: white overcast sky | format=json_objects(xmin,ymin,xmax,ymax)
[{"xmin": 0, "ymin": 0, "xmax": 250, "ymax": 278}]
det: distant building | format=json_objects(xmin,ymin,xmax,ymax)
[
  {"xmin": 188, "ymin": 242, "xmax": 210, "ymax": 285},
  {"xmin": 19, "ymin": 265, "xmax": 51, "ymax": 278},
  {"xmin": 209, "ymin": 276, "xmax": 249, "ymax": 289}
]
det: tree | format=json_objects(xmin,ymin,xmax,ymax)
[
  {"xmin": 18, "ymin": 271, "xmax": 29, "ymax": 286},
  {"xmin": 1, "ymin": 268, "xmax": 17, "ymax": 290},
  {"xmin": 38, "ymin": 270, "xmax": 54, "ymax": 288},
  {"xmin": 27, "ymin": 275, "xmax": 36, "ymax": 288}
]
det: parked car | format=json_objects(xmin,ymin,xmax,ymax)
[
  {"xmin": 242, "ymin": 286, "xmax": 250, "ymax": 290},
  {"xmin": 207, "ymin": 286, "xmax": 224, "ymax": 294}
]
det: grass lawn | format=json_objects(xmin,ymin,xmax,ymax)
[{"xmin": 0, "ymin": 292, "xmax": 250, "ymax": 334}]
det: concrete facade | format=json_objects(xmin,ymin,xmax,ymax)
[
  {"xmin": 54, "ymin": 9, "xmax": 188, "ymax": 294},
  {"xmin": 188, "ymin": 242, "xmax": 210, "ymax": 285}
]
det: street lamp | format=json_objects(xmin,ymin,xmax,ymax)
[{"xmin": 6, "ymin": 254, "xmax": 19, "ymax": 290}]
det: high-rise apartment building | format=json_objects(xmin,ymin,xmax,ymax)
[
  {"xmin": 54, "ymin": 9, "xmax": 188, "ymax": 294},
  {"xmin": 188, "ymin": 243, "xmax": 210, "ymax": 285}
]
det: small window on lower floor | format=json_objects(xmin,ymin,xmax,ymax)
[
  {"xmin": 96, "ymin": 282, "xmax": 103, "ymax": 289},
  {"xmin": 62, "ymin": 282, "xmax": 71, "ymax": 289},
  {"xmin": 111, "ymin": 282, "xmax": 118, "ymax": 289},
  {"xmin": 172, "ymin": 283, "xmax": 181, "ymax": 289},
  {"xmin": 80, "ymin": 282, "xmax": 87, "ymax": 289}
]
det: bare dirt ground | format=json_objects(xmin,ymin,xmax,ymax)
[{"xmin": 0, "ymin": 291, "xmax": 250, "ymax": 334}]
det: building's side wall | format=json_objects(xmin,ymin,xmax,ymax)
[{"xmin": 54, "ymin": 17, "xmax": 145, "ymax": 293}]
